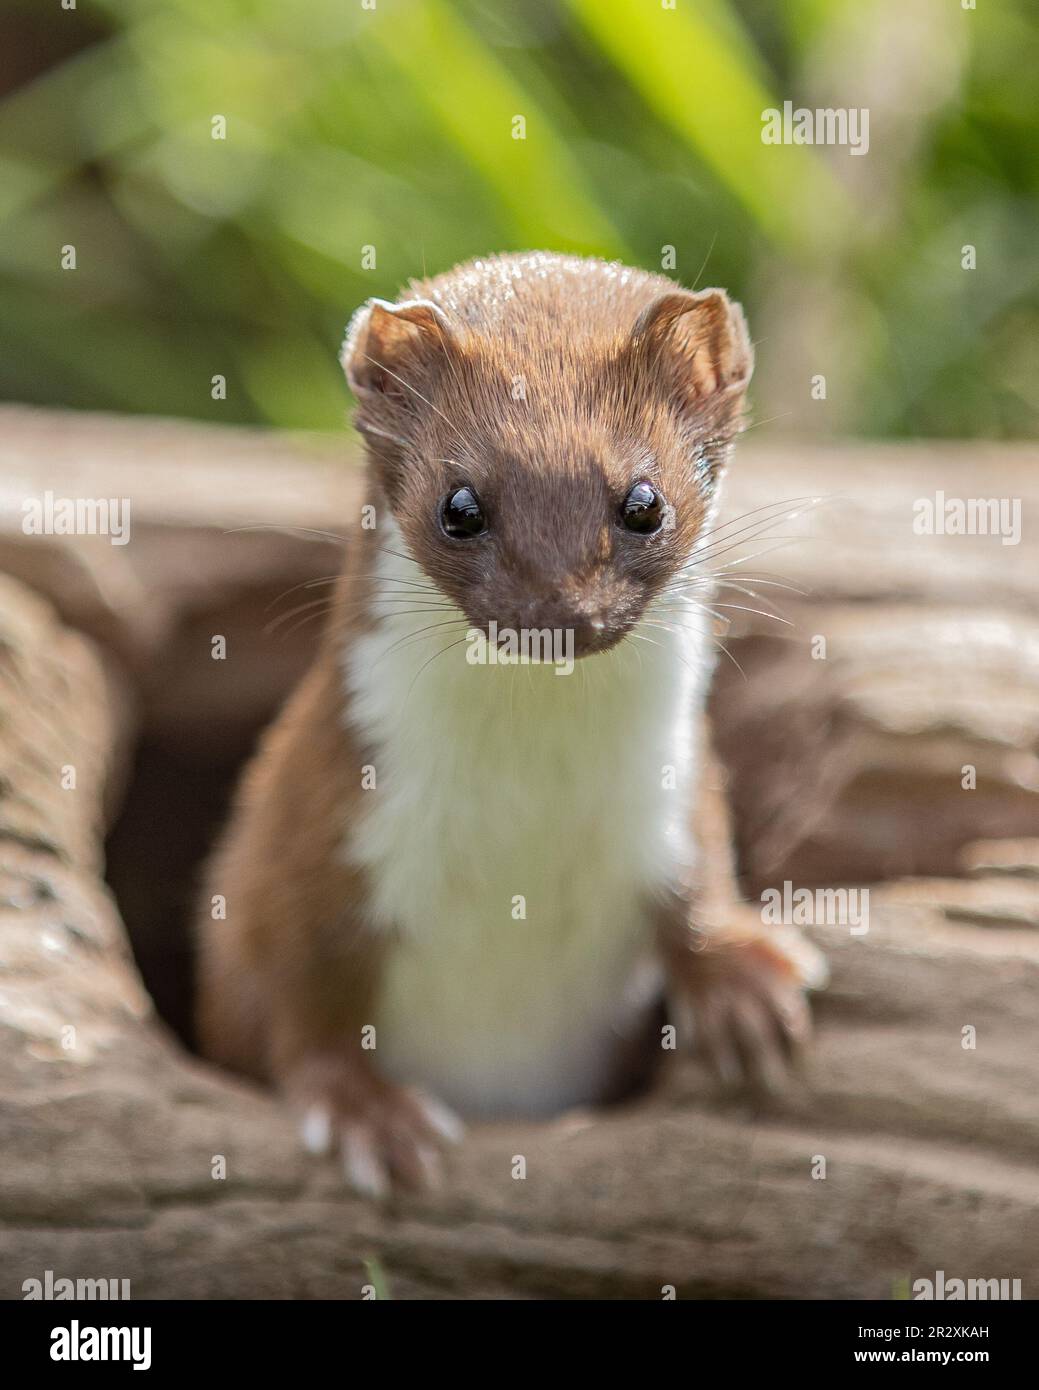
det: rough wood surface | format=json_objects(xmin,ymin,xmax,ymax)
[
  {"xmin": 1, "ymin": 407, "xmax": 1037, "ymax": 1299},
  {"xmin": 712, "ymin": 604, "xmax": 1039, "ymax": 888}
]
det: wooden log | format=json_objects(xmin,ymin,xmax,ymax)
[{"xmin": 1, "ymin": 408, "xmax": 1038, "ymax": 1298}]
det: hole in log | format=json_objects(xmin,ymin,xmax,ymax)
[
  {"xmin": 105, "ymin": 736, "xmax": 245, "ymax": 1051},
  {"xmin": 103, "ymin": 578, "xmax": 328, "ymax": 1051}
]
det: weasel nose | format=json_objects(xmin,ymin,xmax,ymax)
[
  {"xmin": 508, "ymin": 585, "xmax": 622, "ymax": 655},
  {"xmin": 572, "ymin": 613, "xmax": 617, "ymax": 655},
  {"xmin": 522, "ymin": 601, "xmax": 607, "ymax": 636}
]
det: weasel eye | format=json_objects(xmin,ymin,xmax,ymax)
[
  {"xmin": 621, "ymin": 481, "xmax": 664, "ymax": 535},
  {"xmin": 441, "ymin": 486, "xmax": 487, "ymax": 539}
]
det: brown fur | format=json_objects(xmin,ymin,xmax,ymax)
[
  {"xmin": 196, "ymin": 529, "xmax": 383, "ymax": 1082},
  {"xmin": 344, "ymin": 252, "xmax": 752, "ymax": 657},
  {"xmin": 195, "ymin": 252, "xmax": 815, "ymax": 1191}
]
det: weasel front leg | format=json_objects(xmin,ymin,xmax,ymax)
[
  {"xmin": 195, "ymin": 660, "xmax": 461, "ymax": 1196},
  {"xmin": 261, "ymin": 935, "xmax": 462, "ymax": 1196},
  {"xmin": 659, "ymin": 908, "xmax": 823, "ymax": 1091}
]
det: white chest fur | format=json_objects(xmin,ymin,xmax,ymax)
[{"xmin": 342, "ymin": 526, "xmax": 714, "ymax": 1117}]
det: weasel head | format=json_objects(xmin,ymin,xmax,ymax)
[{"xmin": 341, "ymin": 253, "xmax": 753, "ymax": 658}]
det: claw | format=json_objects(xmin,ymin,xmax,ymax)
[
  {"xmin": 342, "ymin": 1125, "xmax": 390, "ymax": 1199},
  {"xmin": 411, "ymin": 1090, "xmax": 465, "ymax": 1145},
  {"xmin": 299, "ymin": 1104, "xmax": 334, "ymax": 1156}
]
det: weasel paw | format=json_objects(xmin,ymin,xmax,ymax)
[
  {"xmin": 285, "ymin": 1055, "xmax": 463, "ymax": 1197},
  {"xmin": 667, "ymin": 926, "xmax": 826, "ymax": 1093}
]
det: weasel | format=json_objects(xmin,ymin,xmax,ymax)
[{"xmin": 195, "ymin": 251, "xmax": 824, "ymax": 1196}]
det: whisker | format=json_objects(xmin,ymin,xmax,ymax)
[
  {"xmin": 324, "ymin": 601, "xmax": 459, "ymax": 627},
  {"xmin": 356, "ymin": 574, "xmax": 439, "ymax": 593},
  {"xmin": 375, "ymin": 619, "xmax": 471, "ymax": 665},
  {"xmin": 224, "ymin": 522, "xmax": 350, "ymax": 545},
  {"xmin": 714, "ymin": 574, "xmax": 808, "ymax": 597},
  {"xmin": 630, "ymin": 625, "xmax": 703, "ymax": 678},
  {"xmin": 267, "ymin": 597, "xmax": 456, "ymax": 635},
  {"xmin": 739, "ymin": 409, "xmax": 795, "ymax": 435},
  {"xmin": 272, "ymin": 607, "xmax": 337, "ymax": 640},
  {"xmin": 710, "ymin": 536, "xmax": 816, "ymax": 570},
  {"xmin": 712, "ymin": 580, "xmax": 796, "ymax": 621},
  {"xmin": 378, "ymin": 546, "xmax": 425, "ymax": 569},
  {"xmin": 404, "ymin": 634, "xmax": 472, "ymax": 707},
  {"xmin": 668, "ymin": 568, "xmax": 808, "ymax": 599},
  {"xmin": 265, "ymin": 575, "xmax": 340, "ymax": 610},
  {"xmin": 681, "ymin": 533, "xmax": 812, "ymax": 576},
  {"xmin": 358, "ymin": 420, "xmax": 408, "ymax": 447},
  {"xmin": 711, "ymin": 637, "xmax": 749, "ymax": 681},
  {"xmin": 366, "ymin": 603, "xmax": 458, "ymax": 616},
  {"xmin": 694, "ymin": 495, "xmax": 822, "ymax": 547},
  {"xmin": 690, "ymin": 500, "xmax": 824, "ymax": 566},
  {"xmin": 690, "ymin": 230, "xmax": 718, "ymax": 292},
  {"xmin": 265, "ymin": 596, "xmax": 336, "ymax": 634},
  {"xmin": 647, "ymin": 604, "xmax": 729, "ymax": 629},
  {"xmin": 360, "ymin": 354, "xmax": 469, "ymax": 453},
  {"xmin": 265, "ymin": 574, "xmax": 442, "ymax": 612},
  {"xmin": 659, "ymin": 601, "xmax": 793, "ymax": 628}
]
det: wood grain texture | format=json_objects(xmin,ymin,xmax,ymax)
[{"xmin": 0, "ymin": 408, "xmax": 1036, "ymax": 1298}]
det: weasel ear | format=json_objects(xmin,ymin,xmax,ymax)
[
  {"xmin": 629, "ymin": 288, "xmax": 753, "ymax": 408},
  {"xmin": 341, "ymin": 297, "xmax": 455, "ymax": 400}
]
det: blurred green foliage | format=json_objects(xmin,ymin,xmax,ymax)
[{"xmin": 0, "ymin": 0, "xmax": 1035, "ymax": 437}]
